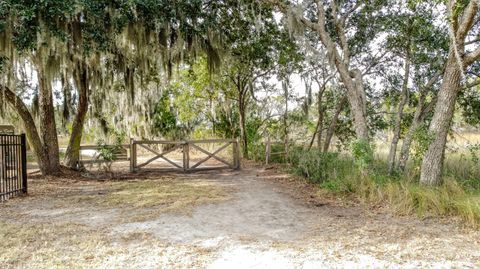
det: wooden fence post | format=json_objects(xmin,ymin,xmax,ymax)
[
  {"xmin": 130, "ymin": 138, "xmax": 136, "ymax": 172},
  {"xmin": 265, "ymin": 136, "xmax": 271, "ymax": 165},
  {"xmin": 233, "ymin": 138, "xmax": 240, "ymax": 170},
  {"xmin": 183, "ymin": 141, "xmax": 190, "ymax": 172}
]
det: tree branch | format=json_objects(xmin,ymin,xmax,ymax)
[
  {"xmin": 456, "ymin": 0, "xmax": 479, "ymax": 42},
  {"xmin": 0, "ymin": 85, "xmax": 43, "ymax": 160},
  {"xmin": 463, "ymin": 79, "xmax": 480, "ymax": 90},
  {"xmin": 464, "ymin": 46, "xmax": 480, "ymax": 66},
  {"xmin": 465, "ymin": 37, "xmax": 480, "ymax": 45},
  {"xmin": 361, "ymin": 50, "xmax": 389, "ymax": 76},
  {"xmin": 331, "ymin": 0, "xmax": 350, "ymax": 65}
]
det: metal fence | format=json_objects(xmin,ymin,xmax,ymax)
[{"xmin": 0, "ymin": 134, "xmax": 27, "ymax": 201}]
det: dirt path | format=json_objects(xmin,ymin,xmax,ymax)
[
  {"xmin": 1, "ymin": 167, "xmax": 480, "ymax": 268},
  {"xmin": 114, "ymin": 169, "xmax": 319, "ymax": 243}
]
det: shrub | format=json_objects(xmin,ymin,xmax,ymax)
[
  {"xmin": 444, "ymin": 156, "xmax": 480, "ymax": 190},
  {"xmin": 351, "ymin": 139, "xmax": 374, "ymax": 170},
  {"xmin": 290, "ymin": 149, "xmax": 354, "ymax": 184},
  {"xmin": 95, "ymin": 131, "xmax": 126, "ymax": 174},
  {"xmin": 287, "ymin": 147, "xmax": 480, "ymax": 228},
  {"xmin": 411, "ymin": 124, "xmax": 434, "ymax": 172}
]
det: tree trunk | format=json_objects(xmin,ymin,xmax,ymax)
[
  {"xmin": 346, "ymin": 69, "xmax": 369, "ymax": 141},
  {"xmin": 398, "ymin": 68, "xmax": 443, "ymax": 171},
  {"xmin": 273, "ymin": 1, "xmax": 371, "ymax": 143},
  {"xmin": 316, "ymin": 6, "xmax": 369, "ymax": 142},
  {"xmin": 61, "ymin": 71, "xmax": 72, "ymax": 125},
  {"xmin": 397, "ymin": 111, "xmax": 422, "ymax": 172},
  {"xmin": 323, "ymin": 95, "xmax": 347, "ymax": 152},
  {"xmin": 308, "ymin": 113, "xmax": 322, "ymax": 150},
  {"xmin": 318, "ymin": 3, "xmax": 369, "ymax": 141},
  {"xmin": 238, "ymin": 95, "xmax": 248, "ymax": 159},
  {"xmin": 388, "ymin": 52, "xmax": 410, "ymax": 174},
  {"xmin": 419, "ymin": 0, "xmax": 480, "ymax": 185},
  {"xmin": 64, "ymin": 61, "xmax": 89, "ymax": 168},
  {"xmin": 331, "ymin": 56, "xmax": 369, "ymax": 141},
  {"xmin": 398, "ymin": 95, "xmax": 435, "ymax": 172},
  {"xmin": 37, "ymin": 64, "xmax": 61, "ymax": 174},
  {"xmin": 283, "ymin": 82, "xmax": 289, "ymax": 159},
  {"xmin": 308, "ymin": 88, "xmax": 325, "ymax": 150},
  {"xmin": 419, "ymin": 52, "xmax": 461, "ymax": 185},
  {"xmin": 1, "ymin": 85, "xmax": 50, "ymax": 174},
  {"xmin": 316, "ymin": 105, "xmax": 324, "ymax": 150}
]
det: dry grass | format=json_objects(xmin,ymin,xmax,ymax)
[
  {"xmin": 69, "ymin": 179, "xmax": 231, "ymax": 210},
  {"xmin": 0, "ymin": 176, "xmax": 231, "ymax": 268},
  {"xmin": 0, "ymin": 221, "xmax": 111, "ymax": 268},
  {"xmin": 450, "ymin": 131, "xmax": 480, "ymax": 145},
  {"xmin": 0, "ymin": 221, "xmax": 214, "ymax": 269}
]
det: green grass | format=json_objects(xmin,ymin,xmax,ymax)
[
  {"xmin": 444, "ymin": 154, "xmax": 480, "ymax": 190},
  {"xmin": 284, "ymin": 148, "xmax": 480, "ymax": 228}
]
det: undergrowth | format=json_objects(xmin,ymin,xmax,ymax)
[{"xmin": 281, "ymin": 147, "xmax": 480, "ymax": 228}]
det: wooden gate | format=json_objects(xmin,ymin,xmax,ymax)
[{"xmin": 130, "ymin": 139, "xmax": 240, "ymax": 172}]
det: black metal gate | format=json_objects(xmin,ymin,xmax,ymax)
[{"xmin": 0, "ymin": 134, "xmax": 27, "ymax": 201}]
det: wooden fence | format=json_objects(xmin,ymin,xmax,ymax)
[
  {"xmin": 265, "ymin": 137, "xmax": 287, "ymax": 165},
  {"xmin": 79, "ymin": 144, "xmax": 130, "ymax": 165},
  {"xmin": 130, "ymin": 139, "xmax": 240, "ymax": 172}
]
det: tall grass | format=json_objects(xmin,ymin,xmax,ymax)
[{"xmin": 280, "ymin": 147, "xmax": 480, "ymax": 228}]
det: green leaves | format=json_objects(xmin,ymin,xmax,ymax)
[
  {"xmin": 459, "ymin": 85, "xmax": 480, "ymax": 126},
  {"xmin": 152, "ymin": 92, "xmax": 179, "ymax": 138},
  {"xmin": 351, "ymin": 139, "xmax": 375, "ymax": 170},
  {"xmin": 6, "ymin": 0, "xmax": 76, "ymax": 51}
]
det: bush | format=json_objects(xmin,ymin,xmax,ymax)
[
  {"xmin": 290, "ymin": 149, "xmax": 354, "ymax": 184},
  {"xmin": 287, "ymin": 148, "xmax": 480, "ymax": 228},
  {"xmin": 351, "ymin": 139, "xmax": 374, "ymax": 170},
  {"xmin": 94, "ymin": 131, "xmax": 126, "ymax": 174},
  {"xmin": 444, "ymin": 154, "xmax": 480, "ymax": 190}
]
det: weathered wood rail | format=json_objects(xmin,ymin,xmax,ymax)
[
  {"xmin": 264, "ymin": 137, "xmax": 287, "ymax": 165},
  {"xmin": 130, "ymin": 139, "xmax": 240, "ymax": 172},
  {"xmin": 79, "ymin": 144, "xmax": 130, "ymax": 164}
]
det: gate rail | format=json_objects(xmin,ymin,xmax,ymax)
[
  {"xmin": 130, "ymin": 139, "xmax": 240, "ymax": 172},
  {"xmin": 79, "ymin": 144, "xmax": 130, "ymax": 165},
  {"xmin": 0, "ymin": 134, "xmax": 27, "ymax": 201}
]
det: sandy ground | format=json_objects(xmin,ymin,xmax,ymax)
[{"xmin": 1, "ymin": 167, "xmax": 480, "ymax": 268}]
